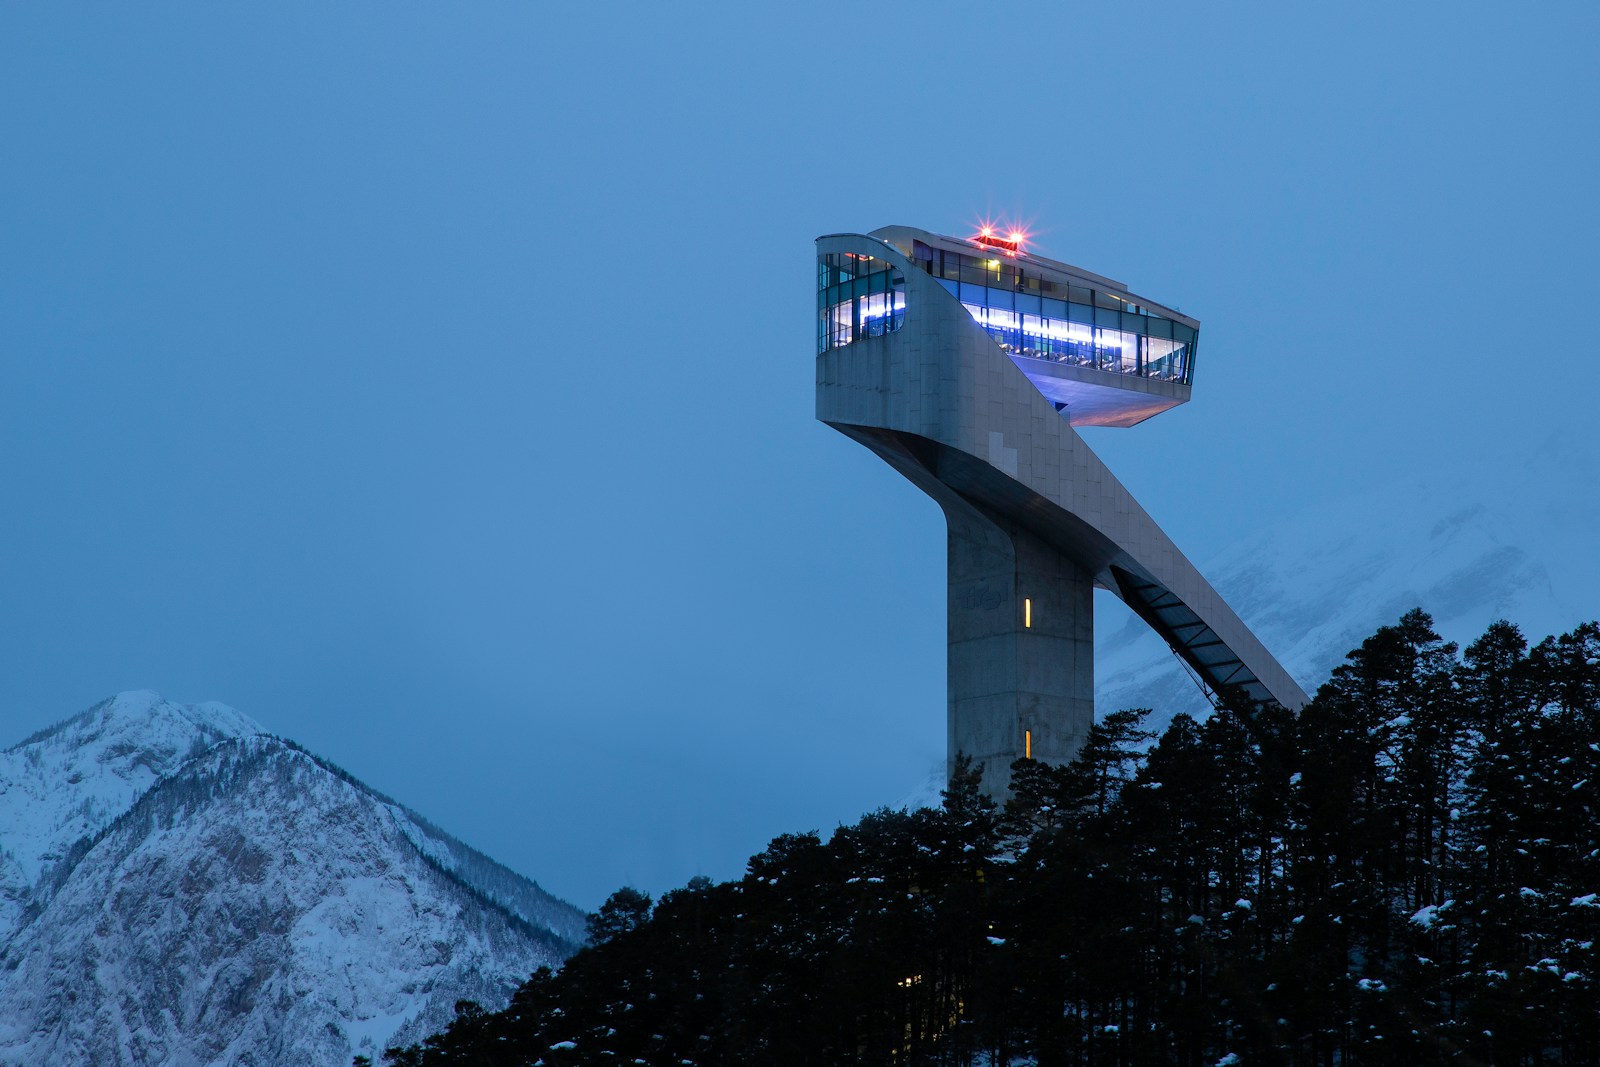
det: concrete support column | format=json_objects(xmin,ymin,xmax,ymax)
[{"xmin": 945, "ymin": 501, "xmax": 1095, "ymax": 799}]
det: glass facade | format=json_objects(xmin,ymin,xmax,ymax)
[
  {"xmin": 908, "ymin": 240, "xmax": 1196, "ymax": 385},
  {"xmin": 817, "ymin": 252, "xmax": 906, "ymax": 353}
]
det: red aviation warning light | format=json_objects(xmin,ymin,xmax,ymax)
[{"xmin": 971, "ymin": 220, "xmax": 1029, "ymax": 257}]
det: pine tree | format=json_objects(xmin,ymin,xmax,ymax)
[{"xmin": 586, "ymin": 885, "xmax": 652, "ymax": 945}]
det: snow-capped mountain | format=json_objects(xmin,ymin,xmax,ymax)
[
  {"xmin": 0, "ymin": 692, "xmax": 263, "ymax": 945},
  {"xmin": 0, "ymin": 691, "xmax": 585, "ymax": 1066},
  {"xmin": 1096, "ymin": 431, "xmax": 1600, "ymax": 724}
]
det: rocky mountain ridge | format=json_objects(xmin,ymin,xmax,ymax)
[{"xmin": 0, "ymin": 691, "xmax": 585, "ymax": 1066}]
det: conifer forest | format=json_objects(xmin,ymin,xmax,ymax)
[{"xmin": 375, "ymin": 612, "xmax": 1600, "ymax": 1066}]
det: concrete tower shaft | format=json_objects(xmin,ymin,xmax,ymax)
[{"xmin": 816, "ymin": 229, "xmax": 1308, "ymax": 798}]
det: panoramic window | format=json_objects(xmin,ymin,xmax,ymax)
[
  {"xmin": 817, "ymin": 253, "xmax": 906, "ymax": 353},
  {"xmin": 909, "ymin": 241, "xmax": 1197, "ymax": 386}
]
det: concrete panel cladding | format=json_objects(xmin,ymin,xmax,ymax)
[{"xmin": 816, "ymin": 226, "xmax": 1308, "ymax": 799}]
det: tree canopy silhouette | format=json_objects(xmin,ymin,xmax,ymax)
[{"xmin": 377, "ymin": 612, "xmax": 1600, "ymax": 1066}]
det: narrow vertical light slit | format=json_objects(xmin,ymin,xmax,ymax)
[
  {"xmin": 1025, "ymin": 729, "xmax": 1032, "ymax": 760},
  {"xmin": 1023, "ymin": 597, "xmax": 1032, "ymax": 628}
]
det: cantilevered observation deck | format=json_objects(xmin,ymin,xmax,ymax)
[{"xmin": 817, "ymin": 225, "xmax": 1307, "ymax": 798}]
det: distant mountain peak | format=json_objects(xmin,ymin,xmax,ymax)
[
  {"xmin": 0, "ymin": 694, "xmax": 584, "ymax": 1065},
  {"xmin": 0, "ymin": 691, "xmax": 272, "ymax": 895},
  {"xmin": 1096, "ymin": 436, "xmax": 1600, "ymax": 726},
  {"xmin": 94, "ymin": 688, "xmax": 266, "ymax": 740},
  {"xmin": 10, "ymin": 689, "xmax": 264, "ymax": 753}
]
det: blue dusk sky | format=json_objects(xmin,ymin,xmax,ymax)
[{"xmin": 2, "ymin": 2, "xmax": 1597, "ymax": 909}]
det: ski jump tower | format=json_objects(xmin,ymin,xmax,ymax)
[{"xmin": 816, "ymin": 225, "xmax": 1308, "ymax": 797}]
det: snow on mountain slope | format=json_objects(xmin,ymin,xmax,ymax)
[
  {"xmin": 1095, "ymin": 432, "xmax": 1600, "ymax": 726},
  {"xmin": 0, "ymin": 692, "xmax": 264, "ymax": 942},
  {"xmin": 0, "ymin": 695, "xmax": 586, "ymax": 1066},
  {"xmin": 388, "ymin": 811, "xmax": 587, "ymax": 949}
]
